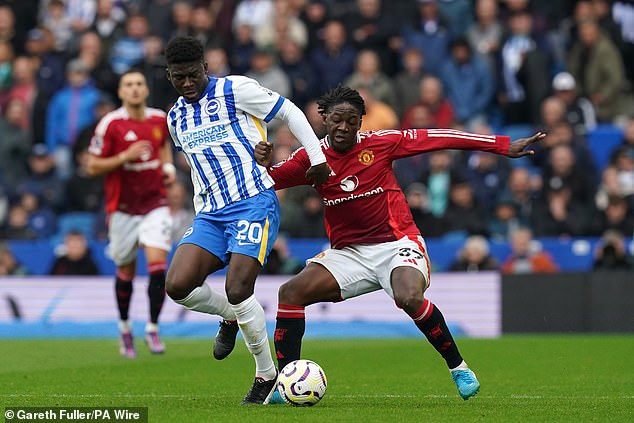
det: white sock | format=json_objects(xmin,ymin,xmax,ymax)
[
  {"xmin": 145, "ymin": 322, "xmax": 159, "ymax": 333},
  {"xmin": 118, "ymin": 320, "xmax": 131, "ymax": 333},
  {"xmin": 231, "ymin": 294, "xmax": 276, "ymax": 380},
  {"xmin": 450, "ymin": 360, "xmax": 469, "ymax": 372},
  {"xmin": 173, "ymin": 283, "xmax": 236, "ymax": 320}
]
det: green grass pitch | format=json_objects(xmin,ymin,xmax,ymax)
[{"xmin": 1, "ymin": 336, "xmax": 633, "ymax": 422}]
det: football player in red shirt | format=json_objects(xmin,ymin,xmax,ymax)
[
  {"xmin": 254, "ymin": 86, "xmax": 544, "ymax": 400},
  {"xmin": 87, "ymin": 70, "xmax": 177, "ymax": 358}
]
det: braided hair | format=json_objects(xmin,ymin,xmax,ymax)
[
  {"xmin": 165, "ymin": 36, "xmax": 204, "ymax": 65},
  {"xmin": 316, "ymin": 85, "xmax": 366, "ymax": 117}
]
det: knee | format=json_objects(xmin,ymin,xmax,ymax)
[
  {"xmin": 393, "ymin": 287, "xmax": 424, "ymax": 315},
  {"xmin": 278, "ymin": 282, "xmax": 294, "ymax": 304},
  {"xmin": 165, "ymin": 270, "xmax": 193, "ymax": 301},
  {"xmin": 226, "ymin": 284, "xmax": 251, "ymax": 305}
]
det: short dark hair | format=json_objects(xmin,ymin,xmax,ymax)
[
  {"xmin": 316, "ymin": 85, "xmax": 366, "ymax": 117},
  {"xmin": 165, "ymin": 36, "xmax": 204, "ymax": 65}
]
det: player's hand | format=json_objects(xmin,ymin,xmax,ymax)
[
  {"xmin": 254, "ymin": 141, "xmax": 273, "ymax": 167},
  {"xmin": 122, "ymin": 140, "xmax": 152, "ymax": 162},
  {"xmin": 508, "ymin": 132, "xmax": 546, "ymax": 158},
  {"xmin": 162, "ymin": 163, "xmax": 177, "ymax": 186},
  {"xmin": 306, "ymin": 162, "xmax": 332, "ymax": 187}
]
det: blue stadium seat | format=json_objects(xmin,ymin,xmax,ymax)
[
  {"xmin": 51, "ymin": 212, "xmax": 97, "ymax": 245},
  {"xmin": 587, "ymin": 124, "xmax": 624, "ymax": 173}
]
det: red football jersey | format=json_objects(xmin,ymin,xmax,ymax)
[
  {"xmin": 89, "ymin": 107, "xmax": 169, "ymax": 215},
  {"xmin": 269, "ymin": 129, "xmax": 510, "ymax": 249}
]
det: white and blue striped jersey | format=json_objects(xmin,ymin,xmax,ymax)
[{"xmin": 168, "ymin": 76, "xmax": 284, "ymax": 214}]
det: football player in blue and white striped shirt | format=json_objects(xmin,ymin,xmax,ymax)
[{"xmin": 163, "ymin": 36, "xmax": 331, "ymax": 405}]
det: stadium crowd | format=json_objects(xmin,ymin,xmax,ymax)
[{"xmin": 0, "ymin": 0, "xmax": 634, "ymax": 274}]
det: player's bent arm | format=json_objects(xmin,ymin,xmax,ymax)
[{"xmin": 85, "ymin": 152, "xmax": 129, "ymax": 176}]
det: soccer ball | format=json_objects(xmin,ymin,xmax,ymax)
[{"xmin": 277, "ymin": 359, "xmax": 328, "ymax": 406}]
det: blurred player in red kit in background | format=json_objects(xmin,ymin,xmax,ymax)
[
  {"xmin": 87, "ymin": 70, "xmax": 176, "ymax": 358},
  {"xmin": 254, "ymin": 86, "xmax": 544, "ymax": 400}
]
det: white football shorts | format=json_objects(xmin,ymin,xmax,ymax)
[
  {"xmin": 306, "ymin": 235, "xmax": 431, "ymax": 300},
  {"xmin": 107, "ymin": 206, "xmax": 173, "ymax": 265}
]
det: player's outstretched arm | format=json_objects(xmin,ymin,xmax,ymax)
[{"xmin": 507, "ymin": 132, "xmax": 546, "ymax": 158}]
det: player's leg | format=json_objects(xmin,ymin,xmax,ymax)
[
  {"xmin": 138, "ymin": 207, "xmax": 173, "ymax": 354},
  {"xmin": 108, "ymin": 211, "xmax": 142, "ymax": 359},
  {"xmin": 224, "ymin": 188, "xmax": 280, "ymax": 404},
  {"xmin": 115, "ymin": 262, "xmax": 137, "ymax": 358},
  {"xmin": 387, "ymin": 239, "xmax": 479, "ymax": 400},
  {"xmin": 275, "ymin": 263, "xmax": 341, "ymax": 371}
]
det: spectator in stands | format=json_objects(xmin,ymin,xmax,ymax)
[
  {"xmin": 502, "ymin": 165, "xmax": 539, "ymax": 224},
  {"xmin": 593, "ymin": 229, "xmax": 634, "ymax": 271},
  {"xmin": 610, "ymin": 146, "xmax": 634, "ymax": 198},
  {"xmin": 440, "ymin": 37, "xmax": 494, "ymax": 130},
  {"xmin": 597, "ymin": 195, "xmax": 634, "ymax": 236},
  {"xmin": 501, "ymin": 227, "xmax": 559, "ymax": 273},
  {"xmin": 232, "ymin": 0, "xmax": 274, "ymax": 33},
  {"xmin": 465, "ymin": 147, "xmax": 510, "ymax": 212},
  {"xmin": 254, "ymin": 0, "xmax": 308, "ymax": 52},
  {"xmin": 531, "ymin": 121, "xmax": 596, "ymax": 178},
  {"xmin": 357, "ymin": 87, "xmax": 399, "ymax": 132},
  {"xmin": 24, "ymin": 28, "xmax": 65, "ymax": 97},
  {"xmin": 278, "ymin": 39, "xmax": 317, "ymax": 109},
  {"xmin": 532, "ymin": 183, "xmax": 594, "ymax": 237},
  {"xmin": 109, "ymin": 13, "xmax": 149, "ymax": 75},
  {"xmin": 612, "ymin": 0, "xmax": 634, "ymax": 85},
  {"xmin": 488, "ymin": 193, "xmax": 522, "ymax": 241},
  {"xmin": 66, "ymin": 0, "xmax": 98, "ymax": 38},
  {"xmin": 537, "ymin": 96, "xmax": 567, "ymax": 133},
  {"xmin": 76, "ymin": 31, "xmax": 118, "ymax": 100},
  {"xmin": 166, "ymin": 0, "xmax": 193, "ymax": 41},
  {"xmin": 0, "ymin": 40, "xmax": 12, "ymax": 94},
  {"xmin": 420, "ymin": 150, "xmax": 458, "ymax": 218},
  {"xmin": 7, "ymin": 56, "xmax": 37, "ymax": 130},
  {"xmin": 449, "ymin": 235, "xmax": 498, "ymax": 272},
  {"xmin": 567, "ymin": 19, "xmax": 626, "ymax": 123},
  {"xmin": 2, "ymin": 204, "xmax": 37, "ymax": 240},
  {"xmin": 345, "ymin": 0, "xmax": 400, "ymax": 76},
  {"xmin": 205, "ymin": 45, "xmax": 230, "ymax": 78},
  {"xmin": 41, "ymin": 0, "xmax": 73, "ymax": 52},
  {"xmin": 466, "ymin": 0, "xmax": 502, "ymax": 74},
  {"xmin": 134, "ymin": 34, "xmax": 178, "ymax": 110},
  {"xmin": 595, "ymin": 165, "xmax": 630, "ymax": 211},
  {"xmin": 0, "ymin": 242, "xmax": 28, "ymax": 275},
  {"xmin": 345, "ymin": 49, "xmax": 397, "ymax": 111},
  {"xmin": 300, "ymin": 0, "xmax": 330, "ymax": 51},
  {"xmin": 245, "ymin": 47, "xmax": 291, "ymax": 100},
  {"xmin": 309, "ymin": 19, "xmax": 357, "ymax": 95},
  {"xmin": 393, "ymin": 47, "xmax": 427, "ymax": 116},
  {"xmin": 20, "ymin": 144, "xmax": 65, "ymax": 212},
  {"xmin": 191, "ymin": 5, "xmax": 226, "ymax": 49},
  {"xmin": 0, "ymin": 98, "xmax": 31, "ymax": 187},
  {"xmin": 443, "ymin": 177, "xmax": 488, "ymax": 236},
  {"xmin": 90, "ymin": 0, "xmax": 126, "ymax": 55},
  {"xmin": 551, "ymin": 71, "xmax": 597, "ymax": 136},
  {"xmin": 400, "ymin": 0, "xmax": 451, "ymax": 76},
  {"xmin": 230, "ymin": 23, "xmax": 257, "ymax": 75},
  {"xmin": 49, "ymin": 230, "xmax": 99, "ymax": 276},
  {"xmin": 45, "ymin": 58, "xmax": 103, "ymax": 180},
  {"xmin": 16, "ymin": 187, "xmax": 57, "ymax": 239},
  {"xmin": 405, "ymin": 182, "xmax": 447, "ymax": 238},
  {"xmin": 498, "ymin": 10, "xmax": 551, "ymax": 124},
  {"xmin": 401, "ymin": 75, "xmax": 454, "ymax": 129},
  {"xmin": 541, "ymin": 144, "xmax": 596, "ymax": 205}
]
